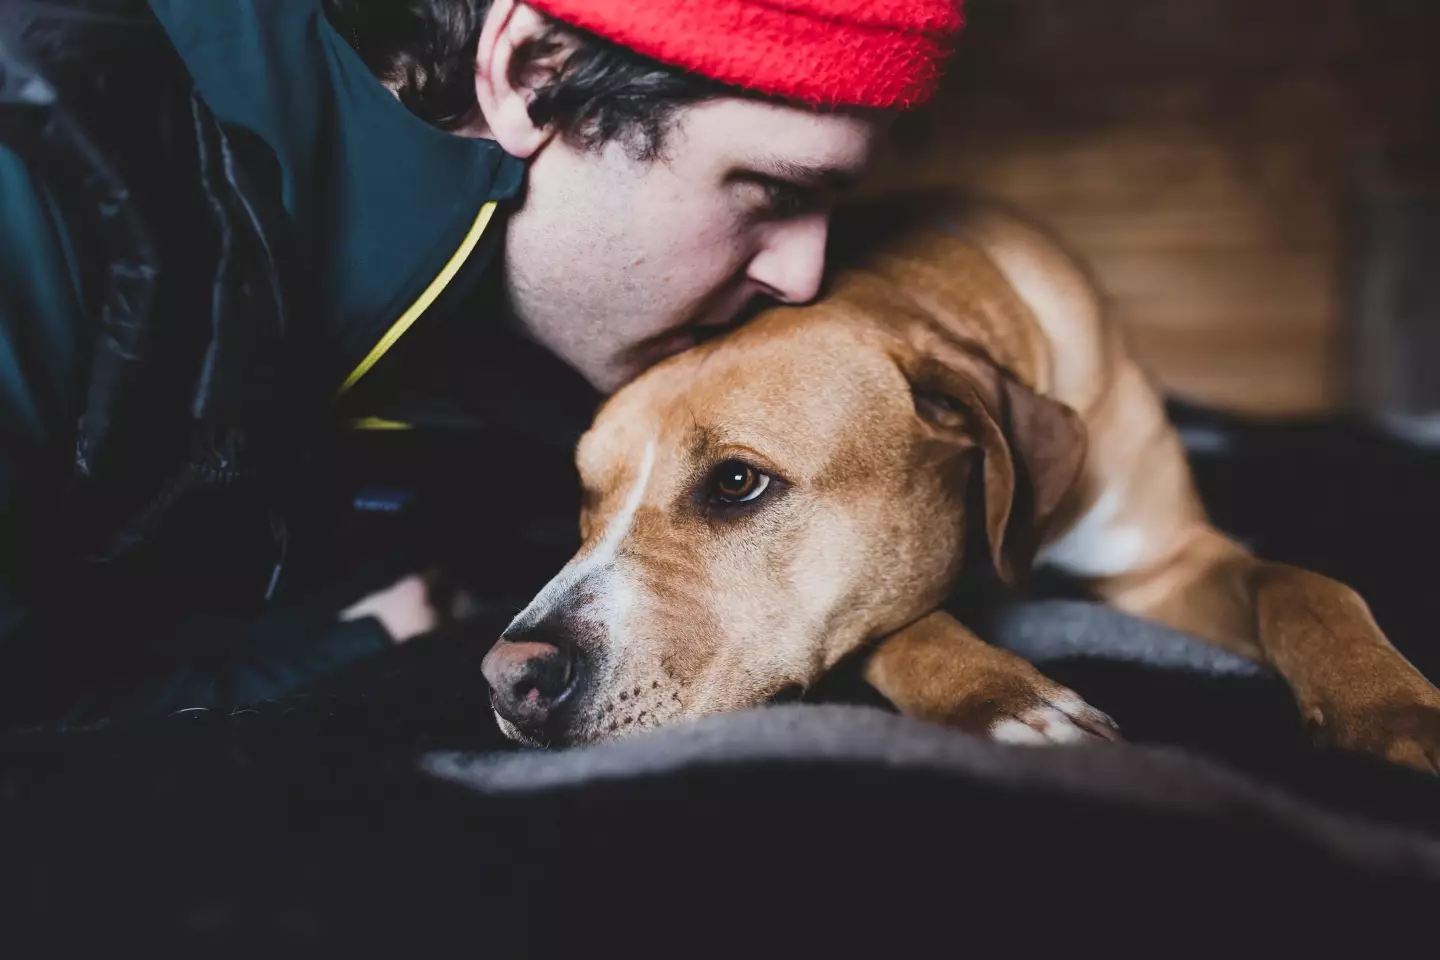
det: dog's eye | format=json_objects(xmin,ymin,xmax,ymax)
[{"xmin": 709, "ymin": 460, "xmax": 771, "ymax": 504}]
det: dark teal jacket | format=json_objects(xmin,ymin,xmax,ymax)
[{"xmin": 0, "ymin": 0, "xmax": 532, "ymax": 727}]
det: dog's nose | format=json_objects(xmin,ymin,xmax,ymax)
[{"xmin": 482, "ymin": 629, "xmax": 579, "ymax": 731}]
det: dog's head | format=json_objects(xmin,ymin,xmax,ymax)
[{"xmin": 482, "ymin": 275, "xmax": 1086, "ymax": 745}]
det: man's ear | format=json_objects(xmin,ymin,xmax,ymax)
[
  {"xmin": 472, "ymin": 0, "xmax": 562, "ymax": 157},
  {"xmin": 905, "ymin": 345, "xmax": 1087, "ymax": 586}
]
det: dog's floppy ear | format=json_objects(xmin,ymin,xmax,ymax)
[{"xmin": 904, "ymin": 342, "xmax": 1087, "ymax": 585}]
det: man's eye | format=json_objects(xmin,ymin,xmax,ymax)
[
  {"xmin": 708, "ymin": 460, "xmax": 772, "ymax": 504},
  {"xmin": 764, "ymin": 182, "xmax": 813, "ymax": 219}
]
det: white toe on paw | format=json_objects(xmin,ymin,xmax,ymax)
[
  {"xmin": 989, "ymin": 692, "xmax": 1119, "ymax": 745},
  {"xmin": 989, "ymin": 717, "xmax": 1053, "ymax": 745}
]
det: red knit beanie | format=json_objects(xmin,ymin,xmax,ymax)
[{"xmin": 525, "ymin": 0, "xmax": 965, "ymax": 109}]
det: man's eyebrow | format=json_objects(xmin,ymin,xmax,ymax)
[{"xmin": 743, "ymin": 157, "xmax": 862, "ymax": 190}]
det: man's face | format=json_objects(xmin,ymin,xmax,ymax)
[{"xmin": 503, "ymin": 97, "xmax": 886, "ymax": 393}]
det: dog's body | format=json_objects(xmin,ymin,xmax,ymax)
[{"xmin": 482, "ymin": 193, "xmax": 1440, "ymax": 773}]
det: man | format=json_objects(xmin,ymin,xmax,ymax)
[{"xmin": 0, "ymin": 0, "xmax": 963, "ymax": 727}]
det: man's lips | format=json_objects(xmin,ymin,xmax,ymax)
[
  {"xmin": 621, "ymin": 286, "xmax": 763, "ymax": 376},
  {"xmin": 653, "ymin": 330, "xmax": 697, "ymax": 360},
  {"xmin": 629, "ymin": 329, "xmax": 698, "ymax": 370}
]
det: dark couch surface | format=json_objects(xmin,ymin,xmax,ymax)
[
  {"xmin": 5, "ymin": 400, "xmax": 1440, "ymax": 956},
  {"xmin": 5, "ymin": 686, "xmax": 1440, "ymax": 957}
]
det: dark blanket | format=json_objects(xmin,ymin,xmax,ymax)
[
  {"xmin": 4, "ymin": 598, "xmax": 1440, "ymax": 957},
  {"xmin": 5, "ymin": 402, "xmax": 1440, "ymax": 956}
]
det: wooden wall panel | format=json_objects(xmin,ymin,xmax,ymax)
[{"xmin": 864, "ymin": 0, "xmax": 1438, "ymax": 416}]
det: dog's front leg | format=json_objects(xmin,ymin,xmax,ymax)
[{"xmin": 862, "ymin": 610, "xmax": 1120, "ymax": 744}]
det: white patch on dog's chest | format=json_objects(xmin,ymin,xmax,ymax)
[{"xmin": 1035, "ymin": 488, "xmax": 1147, "ymax": 578}]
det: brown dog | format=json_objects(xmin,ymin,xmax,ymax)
[{"xmin": 481, "ymin": 192, "xmax": 1440, "ymax": 773}]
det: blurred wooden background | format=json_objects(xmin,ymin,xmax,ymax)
[{"xmin": 867, "ymin": 0, "xmax": 1439, "ymax": 417}]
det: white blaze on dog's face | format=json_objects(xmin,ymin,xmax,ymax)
[{"xmin": 490, "ymin": 308, "xmax": 984, "ymax": 745}]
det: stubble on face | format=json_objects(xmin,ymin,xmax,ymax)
[{"xmin": 501, "ymin": 98, "xmax": 886, "ymax": 393}]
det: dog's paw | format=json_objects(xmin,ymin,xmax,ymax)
[
  {"xmin": 1305, "ymin": 691, "xmax": 1440, "ymax": 775},
  {"xmin": 987, "ymin": 688, "xmax": 1121, "ymax": 746}
]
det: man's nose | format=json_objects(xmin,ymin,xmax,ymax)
[
  {"xmin": 746, "ymin": 214, "xmax": 829, "ymax": 305},
  {"xmin": 482, "ymin": 621, "xmax": 581, "ymax": 732}
]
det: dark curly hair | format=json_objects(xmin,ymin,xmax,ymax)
[{"xmin": 323, "ymin": 0, "xmax": 731, "ymax": 160}]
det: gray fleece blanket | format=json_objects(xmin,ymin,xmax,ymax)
[
  {"xmin": 426, "ymin": 703, "xmax": 1430, "ymax": 867},
  {"xmin": 989, "ymin": 598, "xmax": 1268, "ymax": 676},
  {"xmin": 6, "ymin": 600, "xmax": 1439, "ymax": 957}
]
